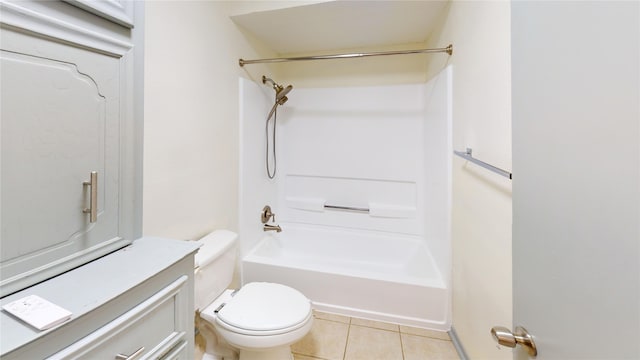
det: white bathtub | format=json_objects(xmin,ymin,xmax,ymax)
[{"xmin": 242, "ymin": 223, "xmax": 450, "ymax": 330}]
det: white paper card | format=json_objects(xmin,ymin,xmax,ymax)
[{"xmin": 2, "ymin": 295, "xmax": 72, "ymax": 331}]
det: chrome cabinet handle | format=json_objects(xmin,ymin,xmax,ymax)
[
  {"xmin": 83, "ymin": 171, "xmax": 98, "ymax": 223},
  {"xmin": 115, "ymin": 346, "xmax": 145, "ymax": 360}
]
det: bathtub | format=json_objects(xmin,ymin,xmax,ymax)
[{"xmin": 242, "ymin": 223, "xmax": 450, "ymax": 330}]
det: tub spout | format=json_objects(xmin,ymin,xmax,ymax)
[{"xmin": 263, "ymin": 223, "xmax": 282, "ymax": 232}]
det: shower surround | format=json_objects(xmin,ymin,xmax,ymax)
[{"xmin": 239, "ymin": 67, "xmax": 452, "ymax": 329}]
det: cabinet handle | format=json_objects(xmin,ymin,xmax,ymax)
[
  {"xmin": 82, "ymin": 171, "xmax": 98, "ymax": 223},
  {"xmin": 115, "ymin": 346, "xmax": 145, "ymax": 360}
]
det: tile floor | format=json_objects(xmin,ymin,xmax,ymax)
[
  {"xmin": 291, "ymin": 311, "xmax": 460, "ymax": 360},
  {"xmin": 195, "ymin": 310, "xmax": 460, "ymax": 360}
]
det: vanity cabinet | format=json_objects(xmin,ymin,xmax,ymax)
[
  {"xmin": 0, "ymin": 237, "xmax": 199, "ymax": 360},
  {"xmin": 1, "ymin": 1, "xmax": 198, "ymax": 358},
  {"xmin": 0, "ymin": 0, "xmax": 139, "ymax": 297}
]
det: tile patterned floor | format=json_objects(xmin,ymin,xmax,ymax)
[{"xmin": 292, "ymin": 311, "xmax": 460, "ymax": 360}]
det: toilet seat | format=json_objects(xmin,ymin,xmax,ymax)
[{"xmin": 215, "ymin": 282, "xmax": 312, "ymax": 336}]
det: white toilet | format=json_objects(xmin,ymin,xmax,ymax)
[{"xmin": 194, "ymin": 230, "xmax": 313, "ymax": 360}]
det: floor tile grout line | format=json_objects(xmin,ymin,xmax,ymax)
[
  {"xmin": 313, "ymin": 318, "xmax": 350, "ymax": 325},
  {"xmin": 341, "ymin": 317, "xmax": 353, "ymax": 360},
  {"xmin": 399, "ymin": 330, "xmax": 406, "ymax": 360},
  {"xmin": 292, "ymin": 351, "xmax": 332, "ymax": 360},
  {"xmin": 401, "ymin": 332, "xmax": 455, "ymax": 342},
  {"xmin": 349, "ymin": 323, "xmax": 400, "ymax": 333}
]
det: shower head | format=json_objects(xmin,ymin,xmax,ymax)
[
  {"xmin": 262, "ymin": 76, "xmax": 292, "ymax": 180},
  {"xmin": 262, "ymin": 75, "xmax": 293, "ymax": 102},
  {"xmin": 277, "ymin": 85, "xmax": 292, "ymax": 102}
]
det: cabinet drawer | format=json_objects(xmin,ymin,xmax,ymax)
[
  {"xmin": 49, "ymin": 276, "xmax": 189, "ymax": 360},
  {"xmin": 159, "ymin": 340, "xmax": 189, "ymax": 360}
]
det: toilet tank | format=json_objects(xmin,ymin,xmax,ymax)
[{"xmin": 194, "ymin": 230, "xmax": 238, "ymax": 311}]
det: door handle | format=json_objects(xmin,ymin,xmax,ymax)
[
  {"xmin": 83, "ymin": 171, "xmax": 98, "ymax": 223},
  {"xmin": 491, "ymin": 326, "xmax": 537, "ymax": 357}
]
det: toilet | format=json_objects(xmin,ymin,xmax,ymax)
[{"xmin": 194, "ymin": 230, "xmax": 313, "ymax": 360}]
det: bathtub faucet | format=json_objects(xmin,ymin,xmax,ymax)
[
  {"xmin": 261, "ymin": 205, "xmax": 276, "ymax": 223},
  {"xmin": 261, "ymin": 205, "xmax": 282, "ymax": 232},
  {"xmin": 263, "ymin": 223, "xmax": 282, "ymax": 232}
]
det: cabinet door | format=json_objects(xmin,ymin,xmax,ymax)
[{"xmin": 0, "ymin": 2, "xmax": 133, "ymax": 296}]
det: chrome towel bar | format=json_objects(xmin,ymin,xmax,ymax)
[
  {"xmin": 324, "ymin": 204, "xmax": 369, "ymax": 213},
  {"xmin": 454, "ymin": 148, "xmax": 512, "ymax": 180}
]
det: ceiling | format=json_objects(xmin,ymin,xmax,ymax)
[{"xmin": 231, "ymin": 1, "xmax": 449, "ymax": 55}]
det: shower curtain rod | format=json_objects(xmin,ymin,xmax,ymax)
[{"xmin": 239, "ymin": 44, "xmax": 452, "ymax": 67}]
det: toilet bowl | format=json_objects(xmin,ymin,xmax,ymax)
[
  {"xmin": 202, "ymin": 283, "xmax": 313, "ymax": 360},
  {"xmin": 194, "ymin": 230, "xmax": 313, "ymax": 360}
]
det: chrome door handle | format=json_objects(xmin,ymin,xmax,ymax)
[
  {"xmin": 491, "ymin": 326, "xmax": 537, "ymax": 357},
  {"xmin": 115, "ymin": 346, "xmax": 145, "ymax": 360},
  {"xmin": 83, "ymin": 171, "xmax": 98, "ymax": 223}
]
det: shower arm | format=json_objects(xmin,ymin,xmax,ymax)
[{"xmin": 262, "ymin": 76, "xmax": 282, "ymax": 92}]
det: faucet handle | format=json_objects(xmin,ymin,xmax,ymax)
[{"xmin": 261, "ymin": 205, "xmax": 274, "ymax": 224}]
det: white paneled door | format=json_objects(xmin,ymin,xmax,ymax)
[{"xmin": 511, "ymin": 1, "xmax": 639, "ymax": 359}]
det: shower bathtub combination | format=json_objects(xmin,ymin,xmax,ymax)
[
  {"xmin": 242, "ymin": 223, "xmax": 449, "ymax": 330},
  {"xmin": 239, "ymin": 65, "xmax": 453, "ymax": 331}
]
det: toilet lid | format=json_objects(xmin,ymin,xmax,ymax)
[{"xmin": 216, "ymin": 282, "xmax": 311, "ymax": 332}]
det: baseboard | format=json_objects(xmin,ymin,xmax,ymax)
[{"xmin": 448, "ymin": 326, "xmax": 469, "ymax": 360}]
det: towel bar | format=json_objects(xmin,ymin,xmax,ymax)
[{"xmin": 454, "ymin": 148, "xmax": 512, "ymax": 180}]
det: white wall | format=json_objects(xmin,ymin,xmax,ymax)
[
  {"xmin": 425, "ymin": 2, "xmax": 512, "ymax": 359},
  {"xmin": 143, "ymin": 1, "xmax": 276, "ymax": 240}
]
